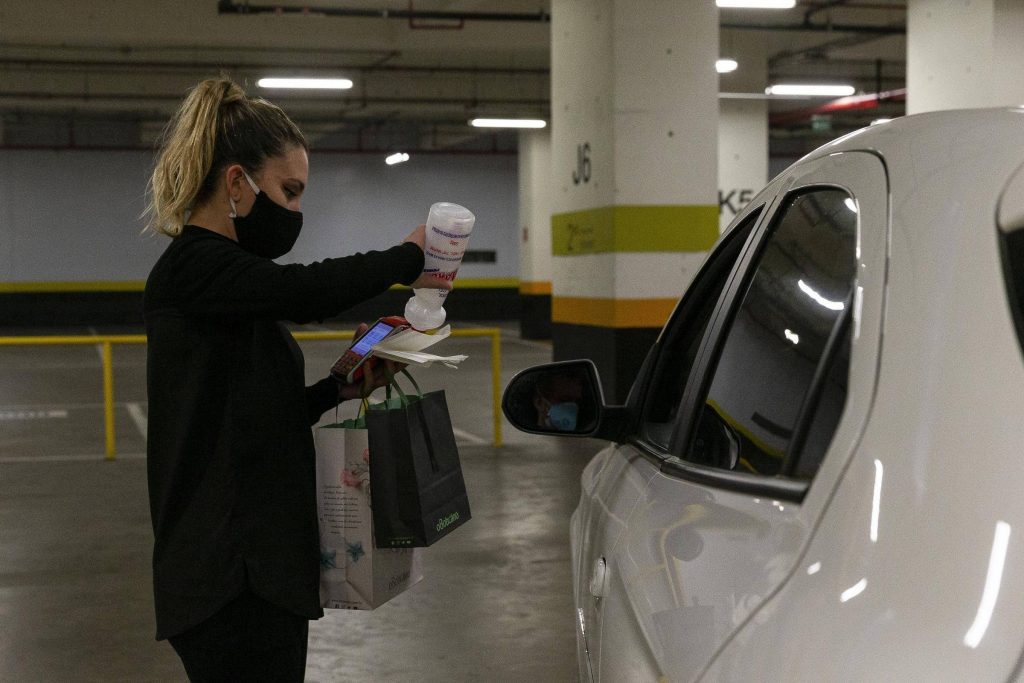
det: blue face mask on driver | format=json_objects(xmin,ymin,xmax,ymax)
[{"xmin": 547, "ymin": 402, "xmax": 579, "ymax": 432}]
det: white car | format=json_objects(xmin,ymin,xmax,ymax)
[{"xmin": 502, "ymin": 108, "xmax": 1024, "ymax": 681}]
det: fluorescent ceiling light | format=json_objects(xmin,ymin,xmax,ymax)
[
  {"xmin": 717, "ymin": 0, "xmax": 796, "ymax": 7},
  {"xmin": 766, "ymin": 84, "xmax": 856, "ymax": 97},
  {"xmin": 385, "ymin": 152, "xmax": 410, "ymax": 166},
  {"xmin": 257, "ymin": 77, "xmax": 353, "ymax": 90},
  {"xmin": 716, "ymin": 59, "xmax": 738, "ymax": 74},
  {"xmin": 469, "ymin": 118, "xmax": 547, "ymax": 129}
]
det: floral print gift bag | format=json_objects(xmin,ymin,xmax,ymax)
[{"xmin": 314, "ymin": 408, "xmax": 424, "ymax": 610}]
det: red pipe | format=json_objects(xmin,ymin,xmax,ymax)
[{"xmin": 769, "ymin": 87, "xmax": 906, "ymax": 127}]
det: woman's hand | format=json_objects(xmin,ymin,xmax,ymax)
[
  {"xmin": 336, "ymin": 323, "xmax": 407, "ymax": 401},
  {"xmin": 402, "ymin": 224, "xmax": 427, "ymax": 249},
  {"xmin": 402, "ymin": 224, "xmax": 453, "ymax": 291},
  {"xmin": 409, "ymin": 272, "xmax": 453, "ymax": 290}
]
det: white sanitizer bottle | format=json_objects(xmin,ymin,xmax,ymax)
[{"xmin": 404, "ymin": 202, "xmax": 476, "ymax": 330}]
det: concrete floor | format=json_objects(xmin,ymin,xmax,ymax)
[{"xmin": 0, "ymin": 323, "xmax": 597, "ymax": 682}]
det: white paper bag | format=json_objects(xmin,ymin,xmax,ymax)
[{"xmin": 314, "ymin": 421, "xmax": 424, "ymax": 610}]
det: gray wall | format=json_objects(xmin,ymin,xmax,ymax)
[{"xmin": 0, "ymin": 150, "xmax": 518, "ymax": 283}]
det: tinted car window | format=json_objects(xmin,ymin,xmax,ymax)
[
  {"xmin": 1001, "ymin": 226, "xmax": 1024, "ymax": 356},
  {"xmin": 792, "ymin": 330, "xmax": 851, "ymax": 479},
  {"xmin": 689, "ymin": 189, "xmax": 857, "ymax": 477},
  {"xmin": 641, "ymin": 210, "xmax": 760, "ymax": 449}
]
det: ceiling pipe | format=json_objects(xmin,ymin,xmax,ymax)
[
  {"xmin": 0, "ymin": 142, "xmax": 516, "ymax": 155},
  {"xmin": 770, "ymin": 28, "xmax": 900, "ymax": 66},
  {"xmin": 769, "ymin": 87, "xmax": 906, "ymax": 127},
  {"xmin": 798, "ymin": 1, "xmax": 905, "ymax": 9},
  {"xmin": 0, "ymin": 57, "xmax": 550, "ymax": 77},
  {"xmin": 216, "ymin": 1, "xmax": 551, "ymax": 23},
  {"xmin": 0, "ymin": 42, "xmax": 399, "ymax": 60},
  {"xmin": 722, "ymin": 21, "xmax": 902, "ymax": 35},
  {"xmin": 803, "ymin": 0, "xmax": 849, "ymax": 24},
  {"xmin": 0, "ymin": 91, "xmax": 547, "ymax": 107}
]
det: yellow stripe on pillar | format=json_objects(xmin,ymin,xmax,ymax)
[
  {"xmin": 519, "ymin": 281, "xmax": 553, "ymax": 295},
  {"xmin": 552, "ymin": 296, "xmax": 677, "ymax": 328},
  {"xmin": 551, "ymin": 204, "xmax": 718, "ymax": 256}
]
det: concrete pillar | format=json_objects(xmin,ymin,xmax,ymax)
[
  {"xmin": 908, "ymin": 0, "xmax": 1024, "ymax": 114},
  {"xmin": 718, "ymin": 32, "xmax": 768, "ymax": 233},
  {"xmin": 518, "ymin": 129, "xmax": 553, "ymax": 340},
  {"xmin": 550, "ymin": 0, "xmax": 718, "ymax": 402}
]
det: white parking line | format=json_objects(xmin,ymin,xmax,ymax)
[
  {"xmin": 0, "ymin": 409, "xmax": 68, "ymax": 420},
  {"xmin": 452, "ymin": 427, "xmax": 487, "ymax": 445},
  {"xmin": 126, "ymin": 402, "xmax": 148, "ymax": 440},
  {"xmin": 0, "ymin": 401, "xmax": 144, "ymax": 410}
]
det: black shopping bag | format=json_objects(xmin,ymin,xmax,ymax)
[{"xmin": 366, "ymin": 372, "xmax": 471, "ymax": 548}]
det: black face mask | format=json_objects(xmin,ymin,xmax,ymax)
[{"xmin": 230, "ymin": 172, "xmax": 303, "ymax": 259}]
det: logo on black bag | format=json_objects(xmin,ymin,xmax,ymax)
[{"xmin": 435, "ymin": 511, "xmax": 460, "ymax": 532}]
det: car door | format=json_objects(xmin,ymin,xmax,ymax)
[
  {"xmin": 570, "ymin": 197, "xmax": 771, "ymax": 682},
  {"xmin": 587, "ymin": 151, "xmax": 889, "ymax": 682}
]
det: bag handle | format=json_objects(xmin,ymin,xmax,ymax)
[
  {"xmin": 333, "ymin": 382, "xmax": 371, "ymax": 426},
  {"xmin": 382, "ymin": 368, "xmax": 423, "ymax": 405}
]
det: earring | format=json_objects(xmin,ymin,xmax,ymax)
[{"xmin": 228, "ymin": 196, "xmax": 239, "ymax": 219}]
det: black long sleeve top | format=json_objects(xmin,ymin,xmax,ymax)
[{"xmin": 144, "ymin": 225, "xmax": 423, "ymax": 640}]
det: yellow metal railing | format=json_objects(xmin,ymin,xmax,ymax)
[{"xmin": 0, "ymin": 328, "xmax": 503, "ymax": 459}]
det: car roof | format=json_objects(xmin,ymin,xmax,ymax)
[{"xmin": 804, "ymin": 106, "xmax": 1024, "ymax": 178}]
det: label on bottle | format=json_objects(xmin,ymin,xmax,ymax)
[{"xmin": 422, "ymin": 224, "xmax": 470, "ymax": 279}]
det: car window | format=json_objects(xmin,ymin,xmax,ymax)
[
  {"xmin": 688, "ymin": 189, "xmax": 857, "ymax": 478},
  {"xmin": 641, "ymin": 209, "xmax": 761, "ymax": 450},
  {"xmin": 1001, "ymin": 225, "xmax": 1024, "ymax": 356},
  {"xmin": 791, "ymin": 329, "xmax": 850, "ymax": 479}
]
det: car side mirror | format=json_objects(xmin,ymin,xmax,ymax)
[{"xmin": 502, "ymin": 359, "xmax": 630, "ymax": 440}]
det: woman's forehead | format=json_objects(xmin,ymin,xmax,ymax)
[{"xmin": 263, "ymin": 146, "xmax": 309, "ymax": 181}]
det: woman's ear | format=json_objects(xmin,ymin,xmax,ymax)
[{"xmin": 224, "ymin": 164, "xmax": 247, "ymax": 203}]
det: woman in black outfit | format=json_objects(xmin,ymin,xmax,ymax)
[{"xmin": 143, "ymin": 77, "xmax": 446, "ymax": 682}]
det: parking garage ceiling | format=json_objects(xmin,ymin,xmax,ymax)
[{"xmin": 0, "ymin": 0, "xmax": 907, "ymax": 153}]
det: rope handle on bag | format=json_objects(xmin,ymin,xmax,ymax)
[
  {"xmin": 328, "ymin": 364, "xmax": 415, "ymax": 425},
  {"xmin": 383, "ymin": 368, "xmax": 423, "ymax": 405},
  {"xmin": 333, "ymin": 381, "xmax": 372, "ymax": 425}
]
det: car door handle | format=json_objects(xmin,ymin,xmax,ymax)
[{"xmin": 589, "ymin": 557, "xmax": 607, "ymax": 598}]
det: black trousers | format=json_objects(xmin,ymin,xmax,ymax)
[{"xmin": 168, "ymin": 590, "xmax": 309, "ymax": 683}]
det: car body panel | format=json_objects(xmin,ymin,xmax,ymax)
[
  {"xmin": 702, "ymin": 109, "xmax": 1024, "ymax": 680},
  {"xmin": 571, "ymin": 443, "xmax": 663, "ymax": 679},
  {"xmin": 554, "ymin": 108, "xmax": 1024, "ymax": 681},
  {"xmin": 999, "ymin": 158, "xmax": 1024, "ymax": 233},
  {"xmin": 578, "ymin": 150, "xmax": 890, "ymax": 682}
]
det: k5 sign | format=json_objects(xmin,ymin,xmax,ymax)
[{"xmin": 719, "ymin": 188, "xmax": 755, "ymax": 217}]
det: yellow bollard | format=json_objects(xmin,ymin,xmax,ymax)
[
  {"xmin": 102, "ymin": 341, "xmax": 116, "ymax": 460},
  {"xmin": 0, "ymin": 328, "xmax": 505, "ymax": 453}
]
